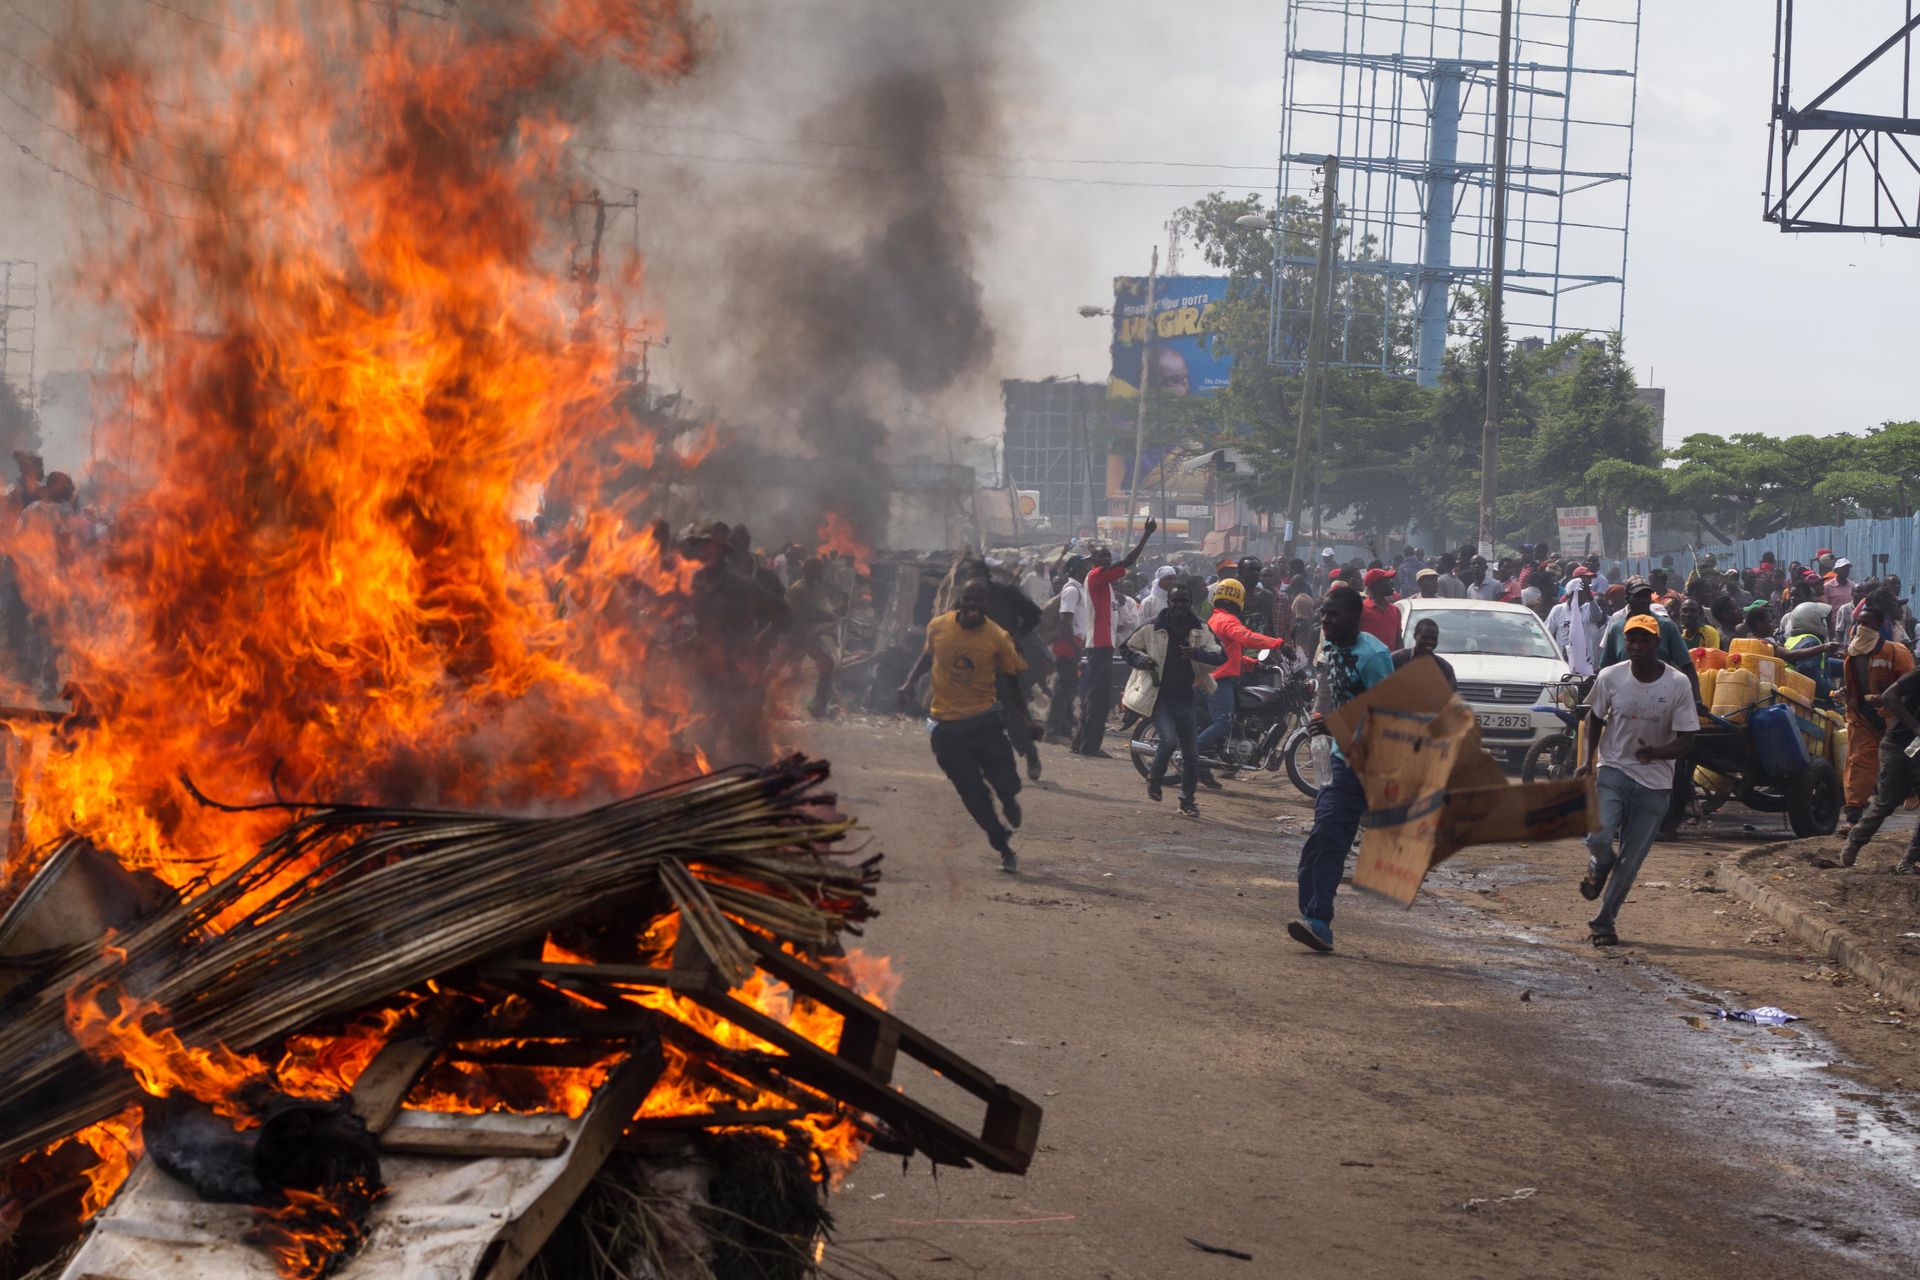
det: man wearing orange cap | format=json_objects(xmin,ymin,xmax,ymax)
[{"xmin": 1578, "ymin": 613, "xmax": 1699, "ymax": 945}]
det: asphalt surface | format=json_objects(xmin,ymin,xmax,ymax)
[{"xmin": 803, "ymin": 715, "xmax": 1920, "ymax": 1280}]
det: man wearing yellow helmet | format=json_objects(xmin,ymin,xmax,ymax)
[{"xmin": 1195, "ymin": 576, "xmax": 1288, "ymax": 782}]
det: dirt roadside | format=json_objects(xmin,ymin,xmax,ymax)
[{"xmin": 800, "ymin": 715, "xmax": 1920, "ymax": 1280}]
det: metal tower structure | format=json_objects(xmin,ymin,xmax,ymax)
[
  {"xmin": 1270, "ymin": 1, "xmax": 1644, "ymax": 385},
  {"xmin": 1766, "ymin": 2, "xmax": 1920, "ymax": 235},
  {"xmin": 0, "ymin": 260, "xmax": 35, "ymax": 406}
]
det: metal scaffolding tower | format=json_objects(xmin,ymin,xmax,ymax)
[
  {"xmin": 1766, "ymin": 2, "xmax": 1920, "ymax": 235},
  {"xmin": 1002, "ymin": 378, "xmax": 1106, "ymax": 535},
  {"xmin": 1270, "ymin": 1, "xmax": 1643, "ymax": 384},
  {"xmin": 0, "ymin": 260, "xmax": 35, "ymax": 406}
]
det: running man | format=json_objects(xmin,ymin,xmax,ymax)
[
  {"xmin": 1579, "ymin": 614, "xmax": 1699, "ymax": 945},
  {"xmin": 899, "ymin": 580, "xmax": 1029, "ymax": 872}
]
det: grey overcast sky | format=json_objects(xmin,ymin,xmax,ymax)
[
  {"xmin": 969, "ymin": 0, "xmax": 1920, "ymax": 446},
  {"xmin": 2, "ymin": 1, "xmax": 1915, "ymax": 461}
]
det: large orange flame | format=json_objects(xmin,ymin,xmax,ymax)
[
  {"xmin": 817, "ymin": 512, "xmax": 874, "ymax": 575},
  {"xmin": 7, "ymin": 1, "xmax": 705, "ymax": 893},
  {"xmin": 2, "ymin": 3, "xmax": 894, "ymax": 1241}
]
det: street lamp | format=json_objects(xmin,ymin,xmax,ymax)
[{"xmin": 1233, "ymin": 214, "xmax": 1274, "ymax": 231}]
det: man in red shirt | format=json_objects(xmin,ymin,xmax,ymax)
[
  {"xmin": 1197, "ymin": 578, "xmax": 1288, "ymax": 778},
  {"xmin": 1071, "ymin": 518, "xmax": 1156, "ymax": 757},
  {"xmin": 1360, "ymin": 567, "xmax": 1403, "ymax": 649}
]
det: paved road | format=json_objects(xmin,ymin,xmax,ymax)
[{"xmin": 806, "ymin": 716, "xmax": 1920, "ymax": 1280}]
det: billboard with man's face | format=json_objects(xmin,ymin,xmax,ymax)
[{"xmin": 1107, "ymin": 275, "xmax": 1232, "ymax": 399}]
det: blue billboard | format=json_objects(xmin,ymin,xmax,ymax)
[{"xmin": 1107, "ymin": 275, "xmax": 1233, "ymax": 399}]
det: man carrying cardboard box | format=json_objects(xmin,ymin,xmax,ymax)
[
  {"xmin": 1579, "ymin": 613, "xmax": 1698, "ymax": 946},
  {"xmin": 1287, "ymin": 585, "xmax": 1395, "ymax": 953}
]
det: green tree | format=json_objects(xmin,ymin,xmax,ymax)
[
  {"xmin": 1811, "ymin": 420, "xmax": 1920, "ymax": 518},
  {"xmin": 1664, "ymin": 432, "xmax": 1848, "ymax": 542}
]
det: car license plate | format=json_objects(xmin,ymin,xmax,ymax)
[{"xmin": 1477, "ymin": 712, "xmax": 1533, "ymax": 731}]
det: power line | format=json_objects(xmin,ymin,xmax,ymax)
[
  {"xmin": 607, "ymin": 120, "xmax": 1278, "ymax": 173},
  {"xmin": 0, "ymin": 1, "xmax": 235, "ymax": 124},
  {"xmin": 0, "ymin": 78, "xmax": 272, "ymax": 196},
  {"xmin": 0, "ymin": 42, "xmax": 230, "ymax": 160},
  {"xmin": 0, "ymin": 117, "xmax": 256, "ymax": 223},
  {"xmin": 572, "ymin": 142, "xmax": 1275, "ymax": 191}
]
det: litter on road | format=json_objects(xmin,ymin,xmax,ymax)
[{"xmin": 1713, "ymin": 1006, "xmax": 1803, "ymax": 1025}]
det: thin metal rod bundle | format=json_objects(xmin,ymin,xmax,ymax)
[{"xmin": 0, "ymin": 757, "xmax": 872, "ymax": 1166}]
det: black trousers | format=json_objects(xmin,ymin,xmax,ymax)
[
  {"xmin": 997, "ymin": 672, "xmax": 1038, "ymax": 760},
  {"xmin": 1073, "ymin": 646, "xmax": 1115, "ymax": 753},
  {"xmin": 930, "ymin": 711, "xmax": 1021, "ymax": 843},
  {"xmin": 1046, "ymin": 651, "xmax": 1079, "ymax": 740}
]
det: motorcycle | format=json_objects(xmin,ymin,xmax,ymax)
[
  {"xmin": 1521, "ymin": 674, "xmax": 1589, "ymax": 783},
  {"xmin": 1279, "ymin": 716, "xmax": 1334, "ymax": 800},
  {"xmin": 1129, "ymin": 649, "xmax": 1315, "ymax": 782}
]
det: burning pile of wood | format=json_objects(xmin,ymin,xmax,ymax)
[{"xmin": 0, "ymin": 759, "xmax": 1040, "ymax": 1279}]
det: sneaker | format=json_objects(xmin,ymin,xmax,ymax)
[
  {"xmin": 989, "ymin": 832, "xmax": 1017, "ymax": 873},
  {"xmin": 1197, "ymin": 770, "xmax": 1223, "ymax": 791},
  {"xmin": 1841, "ymin": 842, "xmax": 1863, "ymax": 868},
  {"xmin": 1002, "ymin": 796, "xmax": 1022, "ymax": 830},
  {"xmin": 1146, "ymin": 779, "xmax": 1163, "ymax": 803},
  {"xmin": 1893, "ymin": 859, "xmax": 1920, "ymax": 877},
  {"xmin": 1578, "ymin": 874, "xmax": 1605, "ymax": 902},
  {"xmin": 1590, "ymin": 930, "xmax": 1620, "ymax": 947},
  {"xmin": 1026, "ymin": 752, "xmax": 1042, "ymax": 782},
  {"xmin": 1178, "ymin": 798, "xmax": 1199, "ymax": 818},
  {"xmin": 1287, "ymin": 918, "xmax": 1333, "ymax": 953}
]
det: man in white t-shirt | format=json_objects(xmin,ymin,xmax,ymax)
[{"xmin": 1578, "ymin": 612, "xmax": 1699, "ymax": 945}]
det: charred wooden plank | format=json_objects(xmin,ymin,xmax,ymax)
[{"xmin": 513, "ymin": 939, "xmax": 1043, "ymax": 1174}]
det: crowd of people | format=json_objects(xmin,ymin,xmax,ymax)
[{"xmin": 905, "ymin": 530, "xmax": 1920, "ymax": 953}]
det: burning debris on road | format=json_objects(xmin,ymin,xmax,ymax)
[{"xmin": 0, "ymin": 2, "xmax": 1039, "ymax": 1277}]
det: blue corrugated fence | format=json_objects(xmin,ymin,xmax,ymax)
[{"xmin": 1623, "ymin": 514, "xmax": 1920, "ymax": 587}]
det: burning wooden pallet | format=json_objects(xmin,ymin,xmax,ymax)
[{"xmin": 0, "ymin": 761, "xmax": 1041, "ymax": 1280}]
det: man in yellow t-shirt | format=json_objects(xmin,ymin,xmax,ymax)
[{"xmin": 899, "ymin": 580, "xmax": 1029, "ymax": 871}]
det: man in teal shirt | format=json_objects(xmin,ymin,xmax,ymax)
[
  {"xmin": 1288, "ymin": 586, "xmax": 1396, "ymax": 953},
  {"xmin": 1597, "ymin": 577, "xmax": 1699, "ymax": 699}
]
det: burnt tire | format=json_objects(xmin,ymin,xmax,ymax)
[
  {"xmin": 1520, "ymin": 733, "xmax": 1575, "ymax": 784},
  {"xmin": 1786, "ymin": 758, "xmax": 1842, "ymax": 838}
]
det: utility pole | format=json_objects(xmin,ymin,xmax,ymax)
[
  {"xmin": 1287, "ymin": 155, "xmax": 1339, "ymax": 560},
  {"xmin": 1478, "ymin": 0, "xmax": 1514, "ymax": 559},
  {"xmin": 570, "ymin": 190, "xmax": 638, "ymax": 324},
  {"xmin": 1124, "ymin": 245, "xmax": 1158, "ymax": 545}
]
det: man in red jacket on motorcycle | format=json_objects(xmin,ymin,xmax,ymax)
[{"xmin": 1197, "ymin": 578, "xmax": 1290, "ymax": 785}]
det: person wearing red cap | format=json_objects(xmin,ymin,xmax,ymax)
[{"xmin": 1359, "ymin": 567, "xmax": 1402, "ymax": 649}]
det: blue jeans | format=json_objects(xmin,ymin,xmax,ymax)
[
  {"xmin": 1150, "ymin": 697, "xmax": 1200, "ymax": 801},
  {"xmin": 1298, "ymin": 756, "xmax": 1366, "ymax": 925},
  {"xmin": 1195, "ymin": 675, "xmax": 1237, "ymax": 757},
  {"xmin": 1585, "ymin": 765, "xmax": 1670, "ymax": 935}
]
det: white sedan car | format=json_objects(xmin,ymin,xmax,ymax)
[{"xmin": 1395, "ymin": 597, "xmax": 1572, "ymax": 762}]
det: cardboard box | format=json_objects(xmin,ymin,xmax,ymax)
[{"xmin": 1326, "ymin": 657, "xmax": 1597, "ymax": 905}]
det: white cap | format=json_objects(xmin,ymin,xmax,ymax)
[
  {"xmin": 1834, "ymin": 557, "xmax": 1852, "ymax": 570},
  {"xmin": 1153, "ymin": 564, "xmax": 1179, "ymax": 583},
  {"xmin": 1319, "ymin": 547, "xmax": 1336, "ymax": 558}
]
